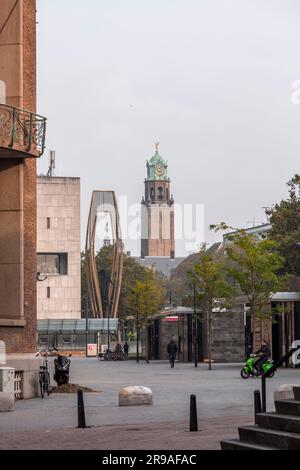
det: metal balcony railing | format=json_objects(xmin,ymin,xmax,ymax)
[{"xmin": 0, "ymin": 104, "xmax": 46, "ymax": 157}]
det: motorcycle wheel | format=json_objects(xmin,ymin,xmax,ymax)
[
  {"xmin": 240, "ymin": 368, "xmax": 250, "ymax": 379},
  {"xmin": 61, "ymin": 375, "xmax": 68, "ymax": 385}
]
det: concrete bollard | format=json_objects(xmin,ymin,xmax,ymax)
[
  {"xmin": 0, "ymin": 367, "xmax": 15, "ymax": 412},
  {"xmin": 77, "ymin": 390, "xmax": 86, "ymax": 428},
  {"xmin": 189, "ymin": 394, "xmax": 198, "ymax": 432},
  {"xmin": 254, "ymin": 390, "xmax": 262, "ymax": 422},
  {"xmin": 0, "ymin": 392, "xmax": 15, "ymax": 412}
]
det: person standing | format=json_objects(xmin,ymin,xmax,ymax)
[
  {"xmin": 123, "ymin": 341, "xmax": 129, "ymax": 358},
  {"xmin": 167, "ymin": 338, "xmax": 178, "ymax": 368}
]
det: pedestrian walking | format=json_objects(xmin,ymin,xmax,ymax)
[
  {"xmin": 167, "ymin": 338, "xmax": 178, "ymax": 368},
  {"xmin": 123, "ymin": 341, "xmax": 129, "ymax": 358}
]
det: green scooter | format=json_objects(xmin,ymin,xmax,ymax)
[{"xmin": 240, "ymin": 353, "xmax": 275, "ymax": 379}]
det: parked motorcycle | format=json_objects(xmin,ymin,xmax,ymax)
[
  {"xmin": 53, "ymin": 352, "xmax": 72, "ymax": 386},
  {"xmin": 240, "ymin": 353, "xmax": 275, "ymax": 379}
]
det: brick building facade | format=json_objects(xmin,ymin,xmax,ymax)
[
  {"xmin": 0, "ymin": 1, "xmax": 47, "ymax": 398},
  {"xmin": 0, "ymin": 0, "xmax": 40, "ymax": 354}
]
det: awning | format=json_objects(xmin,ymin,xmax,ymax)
[{"xmin": 37, "ymin": 318, "xmax": 119, "ymax": 334}]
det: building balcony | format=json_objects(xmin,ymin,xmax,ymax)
[{"xmin": 0, "ymin": 104, "xmax": 46, "ymax": 158}]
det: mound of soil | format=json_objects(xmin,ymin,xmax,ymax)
[{"xmin": 51, "ymin": 383, "xmax": 100, "ymax": 393}]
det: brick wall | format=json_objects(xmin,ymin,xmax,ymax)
[
  {"xmin": 157, "ymin": 311, "xmax": 245, "ymax": 363},
  {"xmin": 159, "ymin": 319, "xmax": 179, "ymax": 359},
  {"xmin": 0, "ymin": 0, "xmax": 38, "ymax": 353},
  {"xmin": 210, "ymin": 310, "xmax": 245, "ymax": 363}
]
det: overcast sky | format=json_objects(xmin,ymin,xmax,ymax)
[{"xmin": 36, "ymin": 0, "xmax": 300, "ymax": 256}]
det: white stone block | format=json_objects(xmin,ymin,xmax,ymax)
[
  {"xmin": 274, "ymin": 384, "xmax": 300, "ymax": 401},
  {"xmin": 119, "ymin": 386, "xmax": 153, "ymax": 407},
  {"xmin": 0, "ymin": 341, "xmax": 6, "ymax": 365},
  {"xmin": 0, "ymin": 392, "xmax": 15, "ymax": 412}
]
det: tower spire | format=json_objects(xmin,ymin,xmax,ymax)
[{"xmin": 155, "ymin": 141, "xmax": 159, "ymax": 153}]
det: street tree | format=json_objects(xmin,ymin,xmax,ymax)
[
  {"xmin": 266, "ymin": 174, "xmax": 300, "ymax": 276},
  {"xmin": 188, "ymin": 244, "xmax": 236, "ymax": 370},
  {"xmin": 124, "ymin": 273, "xmax": 165, "ymax": 360},
  {"xmin": 81, "ymin": 247, "xmax": 160, "ymax": 316},
  {"xmin": 211, "ymin": 224, "xmax": 287, "ymax": 324}
]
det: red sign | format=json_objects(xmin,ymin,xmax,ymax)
[{"xmin": 164, "ymin": 316, "xmax": 179, "ymax": 322}]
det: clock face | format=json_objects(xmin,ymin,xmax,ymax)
[{"xmin": 155, "ymin": 163, "xmax": 165, "ymax": 177}]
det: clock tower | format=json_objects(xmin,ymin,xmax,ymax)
[{"xmin": 141, "ymin": 144, "xmax": 175, "ymax": 258}]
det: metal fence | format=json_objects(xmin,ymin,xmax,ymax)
[
  {"xmin": 0, "ymin": 104, "xmax": 46, "ymax": 156},
  {"xmin": 14, "ymin": 371, "xmax": 23, "ymax": 400}
]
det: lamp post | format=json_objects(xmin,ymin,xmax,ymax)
[
  {"xmin": 194, "ymin": 280, "xmax": 198, "ymax": 368},
  {"xmin": 107, "ymin": 299, "xmax": 110, "ymax": 351},
  {"xmin": 85, "ymin": 296, "xmax": 89, "ymax": 357},
  {"xmin": 136, "ymin": 296, "xmax": 140, "ymax": 363},
  {"xmin": 127, "ymin": 287, "xmax": 140, "ymax": 363}
]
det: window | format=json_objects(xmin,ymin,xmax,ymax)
[
  {"xmin": 39, "ymin": 337, "xmax": 48, "ymax": 345},
  {"xmin": 47, "ymin": 217, "xmax": 51, "ymax": 229},
  {"xmin": 62, "ymin": 337, "xmax": 71, "ymax": 345},
  {"xmin": 47, "ymin": 287, "xmax": 51, "ymax": 299},
  {"xmin": 158, "ymin": 187, "xmax": 164, "ymax": 200},
  {"xmin": 37, "ymin": 253, "xmax": 68, "ymax": 275}
]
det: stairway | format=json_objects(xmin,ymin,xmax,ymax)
[{"xmin": 221, "ymin": 386, "xmax": 300, "ymax": 450}]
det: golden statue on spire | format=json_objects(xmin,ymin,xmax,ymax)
[{"xmin": 155, "ymin": 142, "xmax": 159, "ymax": 153}]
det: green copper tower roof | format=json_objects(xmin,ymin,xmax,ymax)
[{"xmin": 146, "ymin": 143, "xmax": 168, "ymax": 181}]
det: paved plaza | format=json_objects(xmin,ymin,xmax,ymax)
[{"xmin": 0, "ymin": 359, "xmax": 299, "ymax": 449}]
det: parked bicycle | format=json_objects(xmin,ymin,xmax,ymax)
[
  {"xmin": 36, "ymin": 348, "xmax": 56, "ymax": 398},
  {"xmin": 97, "ymin": 347, "xmax": 126, "ymax": 361}
]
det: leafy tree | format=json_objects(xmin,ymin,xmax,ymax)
[
  {"xmin": 124, "ymin": 273, "xmax": 165, "ymax": 360},
  {"xmin": 81, "ymin": 248, "xmax": 166, "ymax": 327},
  {"xmin": 211, "ymin": 224, "xmax": 287, "ymax": 323},
  {"xmin": 166, "ymin": 276, "xmax": 188, "ymax": 306},
  {"xmin": 188, "ymin": 245, "xmax": 235, "ymax": 370},
  {"xmin": 267, "ymin": 174, "xmax": 300, "ymax": 275},
  {"xmin": 119, "ymin": 256, "xmax": 162, "ymax": 321}
]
